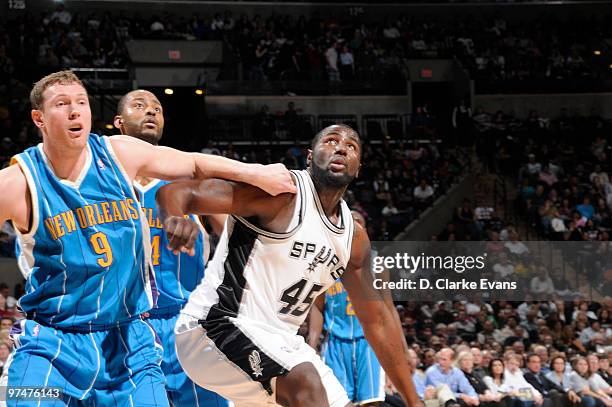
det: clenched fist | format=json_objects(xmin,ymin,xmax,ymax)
[{"xmin": 163, "ymin": 215, "xmax": 200, "ymax": 256}]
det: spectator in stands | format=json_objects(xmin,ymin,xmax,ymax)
[
  {"xmin": 0, "ymin": 284, "xmax": 16, "ymax": 310},
  {"xmin": 546, "ymin": 355, "xmax": 582, "ymax": 404},
  {"xmin": 339, "ymin": 45, "xmax": 355, "ymax": 81},
  {"xmin": 504, "ymin": 232, "xmax": 529, "ymax": 256},
  {"xmin": 484, "ymin": 358, "xmax": 522, "ymax": 407},
  {"xmin": 526, "ymin": 154, "xmax": 543, "ymax": 176},
  {"xmin": 577, "ymin": 197, "xmax": 595, "ymax": 221},
  {"xmin": 587, "ymin": 355, "xmax": 612, "ymax": 397},
  {"xmin": 382, "ymin": 198, "xmax": 400, "ymax": 217},
  {"xmin": 569, "ymin": 356, "xmax": 611, "ymax": 407},
  {"xmin": 504, "ymin": 353, "xmax": 545, "ymax": 406},
  {"xmin": 493, "ymin": 253, "xmax": 515, "ymax": 280},
  {"xmin": 458, "ymin": 350, "xmax": 503, "ymax": 407},
  {"xmin": 0, "ymin": 318, "xmax": 12, "ymax": 331},
  {"xmin": 580, "ymin": 321, "xmax": 607, "ymax": 348},
  {"xmin": 414, "ymin": 179, "xmax": 435, "ymax": 209},
  {"xmin": 524, "ymin": 353, "xmax": 569, "ymax": 407},
  {"xmin": 597, "ymin": 357, "xmax": 611, "ymax": 386},
  {"xmin": 530, "ymin": 268, "xmax": 556, "ymax": 298},
  {"xmin": 408, "ymin": 348, "xmax": 451, "ymax": 407},
  {"xmin": 0, "ymin": 342, "xmax": 10, "ymax": 376},
  {"xmin": 452, "ymin": 99, "xmax": 473, "ymax": 147},
  {"xmin": 425, "ymin": 348, "xmax": 480, "ymax": 407},
  {"xmin": 49, "ymin": 3, "xmax": 72, "ymax": 25},
  {"xmin": 456, "ymin": 199, "xmax": 478, "ymax": 239},
  {"xmin": 325, "ymin": 42, "xmax": 340, "ymax": 82}
]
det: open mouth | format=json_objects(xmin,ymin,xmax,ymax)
[{"xmin": 68, "ymin": 124, "xmax": 83, "ymax": 136}]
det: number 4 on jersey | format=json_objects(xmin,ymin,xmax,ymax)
[{"xmin": 279, "ymin": 279, "xmax": 323, "ymax": 317}]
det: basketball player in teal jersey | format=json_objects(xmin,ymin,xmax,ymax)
[
  {"xmin": 114, "ymin": 89, "xmax": 228, "ymax": 406},
  {"xmin": 0, "ymin": 71, "xmax": 294, "ymax": 406}
]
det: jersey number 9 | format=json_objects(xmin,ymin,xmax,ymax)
[{"xmin": 90, "ymin": 232, "xmax": 113, "ymax": 267}]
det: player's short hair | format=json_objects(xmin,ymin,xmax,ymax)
[
  {"xmin": 311, "ymin": 124, "xmax": 361, "ymax": 150},
  {"xmin": 30, "ymin": 70, "xmax": 85, "ymax": 110}
]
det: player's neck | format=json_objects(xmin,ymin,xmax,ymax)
[
  {"xmin": 42, "ymin": 142, "xmax": 89, "ymax": 182},
  {"xmin": 312, "ymin": 179, "xmax": 345, "ymax": 221}
]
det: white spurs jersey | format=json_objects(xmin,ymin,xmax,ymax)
[{"xmin": 182, "ymin": 170, "xmax": 355, "ymax": 334}]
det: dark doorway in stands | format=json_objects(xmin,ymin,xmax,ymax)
[{"xmin": 410, "ymin": 82, "xmax": 454, "ymax": 142}]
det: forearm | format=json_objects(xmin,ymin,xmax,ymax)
[
  {"xmin": 193, "ymin": 153, "xmax": 260, "ymax": 184},
  {"xmin": 307, "ymin": 309, "xmax": 324, "ymax": 349},
  {"xmin": 156, "ymin": 181, "xmax": 199, "ymax": 220},
  {"xmin": 363, "ymin": 311, "xmax": 419, "ymax": 407}
]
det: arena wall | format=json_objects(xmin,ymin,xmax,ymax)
[
  {"xmin": 206, "ymin": 95, "xmax": 412, "ymax": 118},
  {"xmin": 473, "ymin": 93, "xmax": 612, "ymax": 119}
]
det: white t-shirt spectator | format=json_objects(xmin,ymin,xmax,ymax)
[
  {"xmin": 503, "ymin": 369, "xmax": 542, "ymax": 398},
  {"xmin": 412, "ymin": 39, "xmax": 427, "ymax": 51},
  {"xmin": 383, "ymin": 26, "xmax": 400, "ymax": 39},
  {"xmin": 530, "ymin": 275, "xmax": 555, "ymax": 296},
  {"xmin": 589, "ymin": 373, "xmax": 612, "ymax": 393},
  {"xmin": 1, "ymin": 294, "xmax": 16, "ymax": 308},
  {"xmin": 551, "ymin": 217, "xmax": 567, "ymax": 232},
  {"xmin": 414, "ymin": 185, "xmax": 434, "ymax": 201},
  {"xmin": 325, "ymin": 47, "xmax": 338, "ymax": 71},
  {"xmin": 527, "ymin": 161, "xmax": 542, "ymax": 175},
  {"xmin": 150, "ymin": 21, "xmax": 165, "ymax": 31},
  {"xmin": 493, "ymin": 262, "xmax": 514, "ymax": 278},
  {"xmin": 51, "ymin": 9, "xmax": 72, "ymax": 25},
  {"xmin": 475, "ymin": 206, "xmax": 494, "ymax": 221},
  {"xmin": 382, "ymin": 204, "xmax": 399, "ymax": 217},
  {"xmin": 505, "ymin": 241, "xmax": 529, "ymax": 255}
]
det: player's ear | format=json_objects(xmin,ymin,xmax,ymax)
[
  {"xmin": 31, "ymin": 110, "xmax": 44, "ymax": 130},
  {"xmin": 113, "ymin": 115, "xmax": 124, "ymax": 132},
  {"xmin": 356, "ymin": 163, "xmax": 361, "ymax": 178},
  {"xmin": 307, "ymin": 149, "xmax": 312, "ymax": 165}
]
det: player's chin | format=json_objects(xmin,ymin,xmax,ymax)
[
  {"xmin": 140, "ymin": 130, "xmax": 161, "ymax": 144},
  {"xmin": 325, "ymin": 171, "xmax": 354, "ymax": 186}
]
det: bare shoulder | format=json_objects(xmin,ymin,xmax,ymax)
[
  {"xmin": 0, "ymin": 164, "xmax": 29, "ymax": 227},
  {"xmin": 108, "ymin": 134, "xmax": 147, "ymax": 156},
  {"xmin": 107, "ymin": 135, "xmax": 150, "ymax": 179},
  {"xmin": 0, "ymin": 164, "xmax": 27, "ymax": 195},
  {"xmin": 350, "ymin": 220, "xmax": 371, "ymax": 260}
]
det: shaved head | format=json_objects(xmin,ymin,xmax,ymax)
[{"xmin": 117, "ymin": 90, "xmax": 159, "ymax": 115}]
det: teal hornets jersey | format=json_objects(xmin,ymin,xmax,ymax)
[
  {"xmin": 324, "ymin": 281, "xmax": 364, "ymax": 340},
  {"xmin": 134, "ymin": 179, "xmax": 208, "ymax": 313},
  {"xmin": 13, "ymin": 134, "xmax": 153, "ymax": 329}
]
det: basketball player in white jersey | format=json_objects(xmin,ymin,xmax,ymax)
[{"xmin": 156, "ymin": 124, "xmax": 421, "ymax": 407}]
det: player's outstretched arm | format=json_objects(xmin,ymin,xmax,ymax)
[
  {"xmin": 307, "ymin": 295, "xmax": 325, "ymax": 350},
  {"xmin": 0, "ymin": 164, "xmax": 31, "ymax": 233},
  {"xmin": 109, "ymin": 135, "xmax": 296, "ymax": 196},
  {"xmin": 157, "ymin": 178, "xmax": 295, "ymax": 253},
  {"xmin": 341, "ymin": 223, "xmax": 422, "ymax": 407}
]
